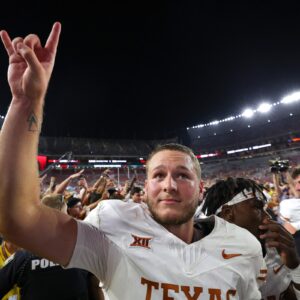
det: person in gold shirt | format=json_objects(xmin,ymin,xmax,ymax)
[{"xmin": 0, "ymin": 240, "xmax": 20, "ymax": 300}]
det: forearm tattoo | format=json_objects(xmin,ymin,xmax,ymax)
[{"xmin": 27, "ymin": 111, "xmax": 39, "ymax": 132}]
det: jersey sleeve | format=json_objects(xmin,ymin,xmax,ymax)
[
  {"xmin": 280, "ymin": 200, "xmax": 291, "ymax": 219},
  {"xmin": 65, "ymin": 217, "xmax": 123, "ymax": 285}
]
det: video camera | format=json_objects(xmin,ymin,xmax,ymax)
[{"xmin": 269, "ymin": 159, "xmax": 290, "ymax": 173}]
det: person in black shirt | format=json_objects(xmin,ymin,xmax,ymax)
[{"xmin": 0, "ymin": 194, "xmax": 104, "ymax": 300}]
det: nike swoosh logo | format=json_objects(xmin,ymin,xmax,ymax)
[
  {"xmin": 273, "ymin": 264, "xmax": 284, "ymax": 274},
  {"xmin": 222, "ymin": 249, "xmax": 242, "ymax": 259}
]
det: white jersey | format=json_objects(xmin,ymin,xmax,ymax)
[
  {"xmin": 67, "ymin": 200, "xmax": 264, "ymax": 299},
  {"xmin": 260, "ymin": 247, "xmax": 292, "ymax": 300},
  {"xmin": 280, "ymin": 198, "xmax": 300, "ymax": 230}
]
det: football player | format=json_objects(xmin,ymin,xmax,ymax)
[
  {"xmin": 202, "ymin": 177, "xmax": 300, "ymax": 300},
  {"xmin": 0, "ymin": 23, "xmax": 265, "ymax": 299}
]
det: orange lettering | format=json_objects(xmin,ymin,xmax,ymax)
[
  {"xmin": 130, "ymin": 234, "xmax": 152, "ymax": 248},
  {"xmin": 141, "ymin": 277, "xmax": 241, "ymax": 299},
  {"xmin": 208, "ymin": 288, "xmax": 221, "ymax": 300},
  {"xmin": 181, "ymin": 286, "xmax": 203, "ymax": 299},
  {"xmin": 226, "ymin": 289, "xmax": 236, "ymax": 300},
  {"xmin": 161, "ymin": 283, "xmax": 179, "ymax": 300},
  {"xmin": 141, "ymin": 277, "xmax": 159, "ymax": 300}
]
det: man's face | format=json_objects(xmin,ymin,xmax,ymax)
[
  {"xmin": 294, "ymin": 175, "xmax": 300, "ymax": 193},
  {"xmin": 145, "ymin": 150, "xmax": 201, "ymax": 226},
  {"xmin": 68, "ymin": 202, "xmax": 83, "ymax": 219},
  {"xmin": 132, "ymin": 192, "xmax": 142, "ymax": 203},
  {"xmin": 228, "ymin": 198, "xmax": 269, "ymax": 239}
]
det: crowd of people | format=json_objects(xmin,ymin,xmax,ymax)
[{"xmin": 1, "ymin": 22, "xmax": 300, "ymax": 300}]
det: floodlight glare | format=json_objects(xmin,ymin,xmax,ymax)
[
  {"xmin": 257, "ymin": 103, "xmax": 272, "ymax": 113},
  {"xmin": 189, "ymin": 89, "xmax": 300, "ymax": 129},
  {"xmin": 242, "ymin": 108, "xmax": 254, "ymax": 118},
  {"xmin": 281, "ymin": 91, "xmax": 300, "ymax": 104},
  {"xmin": 210, "ymin": 120, "xmax": 219, "ymax": 125}
]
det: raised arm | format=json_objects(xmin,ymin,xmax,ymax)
[
  {"xmin": 285, "ymin": 171, "xmax": 299, "ymax": 198},
  {"xmin": 0, "ymin": 23, "xmax": 77, "ymax": 266},
  {"xmin": 272, "ymin": 173, "xmax": 282, "ymax": 199},
  {"xmin": 54, "ymin": 169, "xmax": 84, "ymax": 194}
]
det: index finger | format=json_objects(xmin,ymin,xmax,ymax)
[
  {"xmin": 45, "ymin": 22, "xmax": 61, "ymax": 55},
  {"xmin": 260, "ymin": 221, "xmax": 294, "ymax": 238},
  {"xmin": 0, "ymin": 30, "xmax": 14, "ymax": 56}
]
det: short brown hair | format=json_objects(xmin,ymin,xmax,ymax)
[{"xmin": 146, "ymin": 143, "xmax": 201, "ymax": 179}]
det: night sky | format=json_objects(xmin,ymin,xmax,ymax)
[{"xmin": 1, "ymin": 1, "xmax": 300, "ymax": 140}]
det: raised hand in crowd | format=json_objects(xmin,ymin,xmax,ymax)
[
  {"xmin": 0, "ymin": 23, "xmax": 60, "ymax": 108},
  {"xmin": 43, "ymin": 176, "xmax": 57, "ymax": 196},
  {"xmin": 54, "ymin": 169, "xmax": 84, "ymax": 194}
]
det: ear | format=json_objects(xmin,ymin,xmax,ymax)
[
  {"xmin": 199, "ymin": 180, "xmax": 204, "ymax": 193},
  {"xmin": 144, "ymin": 180, "xmax": 148, "ymax": 203},
  {"xmin": 219, "ymin": 205, "xmax": 234, "ymax": 223},
  {"xmin": 198, "ymin": 180, "xmax": 204, "ymax": 201}
]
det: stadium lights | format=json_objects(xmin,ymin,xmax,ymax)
[
  {"xmin": 227, "ymin": 143, "xmax": 272, "ymax": 154},
  {"xmin": 281, "ymin": 91, "xmax": 300, "ymax": 104},
  {"xmin": 242, "ymin": 108, "xmax": 255, "ymax": 118},
  {"xmin": 257, "ymin": 102, "xmax": 272, "ymax": 113},
  {"xmin": 227, "ymin": 147, "xmax": 249, "ymax": 154},
  {"xmin": 88, "ymin": 159, "xmax": 127, "ymax": 163},
  {"xmin": 209, "ymin": 121, "xmax": 219, "ymax": 125},
  {"xmin": 196, "ymin": 153, "xmax": 218, "ymax": 158},
  {"xmin": 48, "ymin": 159, "xmax": 79, "ymax": 163},
  {"xmin": 187, "ymin": 90, "xmax": 300, "ymax": 130},
  {"xmin": 94, "ymin": 164, "xmax": 122, "ymax": 168},
  {"xmin": 89, "ymin": 160, "xmax": 109, "ymax": 163},
  {"xmin": 252, "ymin": 143, "xmax": 271, "ymax": 150}
]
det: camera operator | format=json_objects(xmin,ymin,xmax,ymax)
[
  {"xmin": 277, "ymin": 166, "xmax": 300, "ymax": 256},
  {"xmin": 291, "ymin": 167, "xmax": 300, "ymax": 198},
  {"xmin": 270, "ymin": 159, "xmax": 298, "ymax": 201}
]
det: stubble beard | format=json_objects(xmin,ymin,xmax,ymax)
[{"xmin": 146, "ymin": 197, "xmax": 198, "ymax": 226}]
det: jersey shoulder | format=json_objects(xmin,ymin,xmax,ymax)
[
  {"xmin": 84, "ymin": 200, "xmax": 151, "ymax": 234},
  {"xmin": 208, "ymin": 216, "xmax": 262, "ymax": 257}
]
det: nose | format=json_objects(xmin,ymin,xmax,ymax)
[{"xmin": 163, "ymin": 174, "xmax": 177, "ymax": 193}]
